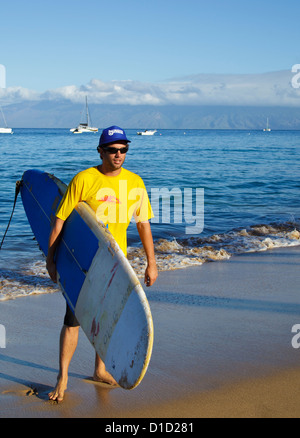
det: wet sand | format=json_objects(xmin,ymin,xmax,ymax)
[{"xmin": 1, "ymin": 246, "xmax": 300, "ymax": 418}]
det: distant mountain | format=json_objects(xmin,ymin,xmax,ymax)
[
  {"xmin": 3, "ymin": 100, "xmax": 300, "ymax": 130},
  {"xmin": 1, "ymin": 69, "xmax": 300, "ymax": 129}
]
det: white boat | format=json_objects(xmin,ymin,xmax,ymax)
[
  {"xmin": 263, "ymin": 118, "xmax": 271, "ymax": 132},
  {"xmin": 0, "ymin": 107, "xmax": 13, "ymax": 134},
  {"xmin": 137, "ymin": 129, "xmax": 157, "ymax": 136},
  {"xmin": 70, "ymin": 97, "xmax": 98, "ymax": 134}
]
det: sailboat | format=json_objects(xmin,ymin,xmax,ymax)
[
  {"xmin": 263, "ymin": 118, "xmax": 271, "ymax": 132},
  {"xmin": 70, "ymin": 96, "xmax": 98, "ymax": 134},
  {"xmin": 137, "ymin": 129, "xmax": 157, "ymax": 136},
  {"xmin": 0, "ymin": 107, "xmax": 13, "ymax": 134}
]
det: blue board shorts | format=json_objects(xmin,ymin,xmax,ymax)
[{"xmin": 64, "ymin": 302, "xmax": 80, "ymax": 327}]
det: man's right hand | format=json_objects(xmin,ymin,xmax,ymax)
[
  {"xmin": 46, "ymin": 259, "xmax": 58, "ymax": 283},
  {"xmin": 46, "ymin": 217, "xmax": 65, "ymax": 283}
]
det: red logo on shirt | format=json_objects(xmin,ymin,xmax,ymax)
[{"xmin": 98, "ymin": 195, "xmax": 121, "ymax": 204}]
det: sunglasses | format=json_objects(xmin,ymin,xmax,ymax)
[{"xmin": 102, "ymin": 145, "xmax": 129, "ymax": 154}]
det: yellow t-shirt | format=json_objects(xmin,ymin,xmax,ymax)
[{"xmin": 56, "ymin": 167, "xmax": 153, "ymax": 256}]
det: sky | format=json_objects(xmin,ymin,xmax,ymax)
[{"xmin": 1, "ymin": 0, "xmax": 300, "ymax": 105}]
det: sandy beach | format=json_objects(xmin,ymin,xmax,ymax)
[{"xmin": 1, "ymin": 245, "xmax": 300, "ymax": 418}]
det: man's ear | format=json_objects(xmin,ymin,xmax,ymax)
[{"xmin": 97, "ymin": 146, "xmax": 104, "ymax": 160}]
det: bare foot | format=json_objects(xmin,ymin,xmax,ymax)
[
  {"xmin": 48, "ymin": 377, "xmax": 67, "ymax": 403},
  {"xmin": 94, "ymin": 354, "xmax": 118, "ymax": 386},
  {"xmin": 93, "ymin": 371, "xmax": 118, "ymax": 387}
]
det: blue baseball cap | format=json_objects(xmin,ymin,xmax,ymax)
[{"xmin": 98, "ymin": 125, "xmax": 131, "ymax": 147}]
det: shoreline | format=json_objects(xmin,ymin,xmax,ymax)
[{"xmin": 1, "ymin": 246, "xmax": 300, "ymax": 418}]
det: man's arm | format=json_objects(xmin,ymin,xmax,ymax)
[
  {"xmin": 46, "ymin": 217, "xmax": 65, "ymax": 283},
  {"xmin": 136, "ymin": 221, "xmax": 158, "ymax": 287}
]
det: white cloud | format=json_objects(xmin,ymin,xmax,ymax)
[
  {"xmin": 1, "ymin": 70, "xmax": 300, "ymax": 107},
  {"xmin": 0, "ymin": 86, "xmax": 39, "ymax": 104}
]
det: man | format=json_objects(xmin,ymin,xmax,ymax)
[{"xmin": 46, "ymin": 126, "xmax": 158, "ymax": 402}]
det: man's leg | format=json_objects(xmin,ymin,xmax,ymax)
[
  {"xmin": 93, "ymin": 353, "xmax": 118, "ymax": 386},
  {"xmin": 48, "ymin": 325, "xmax": 79, "ymax": 402}
]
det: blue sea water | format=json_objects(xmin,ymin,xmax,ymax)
[{"xmin": 0, "ymin": 128, "xmax": 300, "ymax": 300}]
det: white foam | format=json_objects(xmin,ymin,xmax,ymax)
[
  {"xmin": 2, "ymin": 222, "xmax": 300, "ymax": 300},
  {"xmin": 0, "ymin": 260, "xmax": 59, "ymax": 301},
  {"xmin": 128, "ymin": 222, "xmax": 300, "ymax": 277}
]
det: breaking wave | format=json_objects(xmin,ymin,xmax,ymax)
[
  {"xmin": 128, "ymin": 221, "xmax": 300, "ymax": 276},
  {"xmin": 1, "ymin": 221, "xmax": 299, "ymax": 301},
  {"xmin": 0, "ymin": 261, "xmax": 59, "ymax": 301}
]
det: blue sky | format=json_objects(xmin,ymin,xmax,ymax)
[{"xmin": 1, "ymin": 0, "xmax": 300, "ymax": 92}]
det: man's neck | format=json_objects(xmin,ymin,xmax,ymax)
[{"xmin": 97, "ymin": 164, "xmax": 122, "ymax": 177}]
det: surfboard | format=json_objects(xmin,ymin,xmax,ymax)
[{"xmin": 20, "ymin": 169, "xmax": 153, "ymax": 389}]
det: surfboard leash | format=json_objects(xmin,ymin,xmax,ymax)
[{"xmin": 0, "ymin": 180, "xmax": 22, "ymax": 250}]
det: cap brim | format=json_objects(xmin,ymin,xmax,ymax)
[{"xmin": 100, "ymin": 139, "xmax": 131, "ymax": 147}]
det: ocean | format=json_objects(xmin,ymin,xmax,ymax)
[{"xmin": 0, "ymin": 128, "xmax": 300, "ymax": 301}]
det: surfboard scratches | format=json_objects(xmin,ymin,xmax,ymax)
[
  {"xmin": 107, "ymin": 262, "xmax": 118, "ymax": 289},
  {"xmin": 96, "ymin": 262, "xmax": 120, "ymax": 318},
  {"xmin": 91, "ymin": 317, "xmax": 100, "ymax": 343}
]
